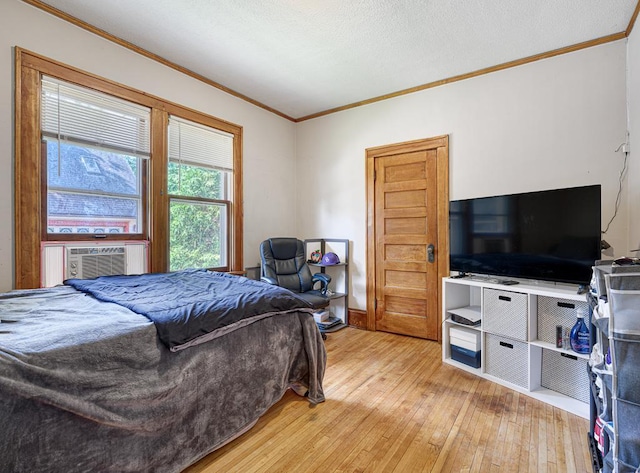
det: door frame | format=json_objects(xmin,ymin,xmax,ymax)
[{"xmin": 365, "ymin": 135, "xmax": 450, "ymax": 341}]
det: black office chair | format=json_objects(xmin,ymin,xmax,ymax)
[
  {"xmin": 260, "ymin": 237, "xmax": 331, "ymax": 307},
  {"xmin": 260, "ymin": 238, "xmax": 330, "ymax": 338}
]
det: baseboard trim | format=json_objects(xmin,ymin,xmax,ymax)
[{"xmin": 347, "ymin": 308, "xmax": 367, "ymax": 329}]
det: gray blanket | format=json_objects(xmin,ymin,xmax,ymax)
[{"xmin": 0, "ymin": 285, "xmax": 326, "ymax": 472}]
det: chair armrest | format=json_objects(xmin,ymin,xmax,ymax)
[
  {"xmin": 261, "ymin": 276, "xmax": 278, "ymax": 285},
  {"xmin": 312, "ymin": 273, "xmax": 331, "ymax": 295}
]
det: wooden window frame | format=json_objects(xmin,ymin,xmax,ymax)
[{"xmin": 15, "ymin": 48, "xmax": 243, "ymax": 288}]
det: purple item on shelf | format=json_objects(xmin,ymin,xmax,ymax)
[{"xmin": 321, "ymin": 252, "xmax": 340, "ymax": 265}]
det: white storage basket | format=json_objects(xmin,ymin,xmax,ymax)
[
  {"xmin": 537, "ymin": 296, "xmax": 589, "ymax": 345},
  {"xmin": 483, "ymin": 288, "xmax": 528, "ymax": 341},
  {"xmin": 541, "ymin": 349, "xmax": 589, "ymax": 403},
  {"xmin": 485, "ymin": 333, "xmax": 529, "ymax": 389}
]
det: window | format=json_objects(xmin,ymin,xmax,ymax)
[
  {"xmin": 168, "ymin": 116, "xmax": 234, "ymax": 271},
  {"xmin": 41, "ymin": 77, "xmax": 149, "ymax": 237},
  {"xmin": 15, "ymin": 49, "xmax": 243, "ymax": 289}
]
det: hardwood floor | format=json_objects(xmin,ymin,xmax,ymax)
[{"xmin": 186, "ymin": 327, "xmax": 591, "ymax": 473}]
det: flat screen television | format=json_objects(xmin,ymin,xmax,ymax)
[{"xmin": 449, "ymin": 185, "xmax": 601, "ymax": 285}]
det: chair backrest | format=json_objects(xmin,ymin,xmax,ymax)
[{"xmin": 260, "ymin": 238, "xmax": 313, "ymax": 293}]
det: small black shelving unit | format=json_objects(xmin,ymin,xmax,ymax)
[{"xmin": 304, "ymin": 238, "xmax": 349, "ymax": 333}]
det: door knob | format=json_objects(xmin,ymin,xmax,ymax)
[{"xmin": 427, "ymin": 244, "xmax": 435, "ymax": 263}]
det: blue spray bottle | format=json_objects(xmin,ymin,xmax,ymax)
[{"xmin": 570, "ymin": 308, "xmax": 590, "ymax": 354}]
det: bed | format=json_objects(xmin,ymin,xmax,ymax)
[{"xmin": 0, "ymin": 269, "xmax": 326, "ymax": 472}]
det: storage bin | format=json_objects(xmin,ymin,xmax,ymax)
[
  {"xmin": 483, "ymin": 288, "xmax": 528, "ymax": 341},
  {"xmin": 485, "ymin": 333, "xmax": 529, "ymax": 389},
  {"xmin": 614, "ymin": 398, "xmax": 640, "ymax": 471},
  {"xmin": 449, "ymin": 325, "xmax": 481, "ymax": 352},
  {"xmin": 451, "ymin": 344, "xmax": 481, "ymax": 368},
  {"xmin": 537, "ymin": 296, "xmax": 589, "ymax": 345},
  {"xmin": 541, "ymin": 348, "xmax": 589, "ymax": 403}
]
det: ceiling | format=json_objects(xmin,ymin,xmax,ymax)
[{"xmin": 31, "ymin": 0, "xmax": 639, "ymax": 121}]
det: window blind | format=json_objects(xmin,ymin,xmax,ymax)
[
  {"xmin": 168, "ymin": 116, "xmax": 234, "ymax": 172},
  {"xmin": 41, "ymin": 76, "xmax": 151, "ymax": 157}
]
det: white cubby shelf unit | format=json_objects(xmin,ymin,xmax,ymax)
[{"xmin": 442, "ymin": 276, "xmax": 590, "ymax": 419}]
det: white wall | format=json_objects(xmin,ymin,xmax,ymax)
[
  {"xmin": 296, "ymin": 41, "xmax": 629, "ymax": 310},
  {"xmin": 1, "ymin": 0, "xmax": 298, "ymax": 291},
  {"xmin": 627, "ymin": 28, "xmax": 640, "ymax": 255},
  {"xmin": 2, "ymin": 1, "xmax": 633, "ymax": 304}
]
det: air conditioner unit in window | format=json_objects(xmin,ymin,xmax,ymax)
[
  {"xmin": 66, "ymin": 246, "xmax": 126, "ymax": 280},
  {"xmin": 40, "ymin": 241, "xmax": 148, "ymax": 287}
]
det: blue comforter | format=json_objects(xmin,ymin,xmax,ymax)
[{"xmin": 66, "ymin": 269, "xmax": 313, "ymax": 351}]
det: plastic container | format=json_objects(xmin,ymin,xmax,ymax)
[
  {"xmin": 570, "ymin": 308, "xmax": 590, "ymax": 354},
  {"xmin": 449, "ymin": 326, "xmax": 481, "ymax": 352},
  {"xmin": 450, "ymin": 344, "xmax": 481, "ymax": 368}
]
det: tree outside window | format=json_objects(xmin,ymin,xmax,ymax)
[{"xmin": 167, "ymin": 117, "xmax": 234, "ymax": 271}]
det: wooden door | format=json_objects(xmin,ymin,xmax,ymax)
[{"xmin": 366, "ymin": 136, "xmax": 449, "ymax": 340}]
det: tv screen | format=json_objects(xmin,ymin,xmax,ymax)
[{"xmin": 449, "ymin": 185, "xmax": 601, "ymax": 285}]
